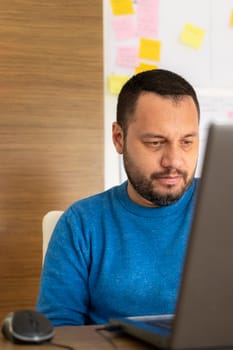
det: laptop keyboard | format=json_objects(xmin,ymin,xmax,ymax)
[{"xmin": 144, "ymin": 317, "xmax": 173, "ymax": 330}]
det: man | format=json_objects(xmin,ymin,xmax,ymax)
[{"xmin": 37, "ymin": 69, "xmax": 200, "ymax": 326}]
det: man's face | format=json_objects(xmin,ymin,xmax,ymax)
[{"xmin": 112, "ymin": 92, "xmax": 199, "ymax": 207}]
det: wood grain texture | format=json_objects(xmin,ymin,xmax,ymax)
[{"xmin": 0, "ymin": 0, "xmax": 103, "ymax": 321}]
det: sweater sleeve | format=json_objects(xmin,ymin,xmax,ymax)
[{"xmin": 36, "ymin": 207, "xmax": 91, "ymax": 326}]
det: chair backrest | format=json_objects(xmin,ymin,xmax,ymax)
[{"xmin": 42, "ymin": 210, "xmax": 64, "ymax": 264}]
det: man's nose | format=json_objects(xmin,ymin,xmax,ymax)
[{"xmin": 160, "ymin": 145, "xmax": 183, "ymax": 169}]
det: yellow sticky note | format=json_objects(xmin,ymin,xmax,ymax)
[
  {"xmin": 180, "ymin": 23, "xmax": 205, "ymax": 49},
  {"xmin": 135, "ymin": 63, "xmax": 158, "ymax": 74},
  {"xmin": 108, "ymin": 75, "xmax": 130, "ymax": 95},
  {"xmin": 230, "ymin": 10, "xmax": 233, "ymax": 26},
  {"xmin": 139, "ymin": 38, "xmax": 161, "ymax": 61},
  {"xmin": 110, "ymin": 0, "xmax": 134, "ymax": 16}
]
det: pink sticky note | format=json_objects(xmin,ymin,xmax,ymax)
[
  {"xmin": 112, "ymin": 15, "xmax": 137, "ymax": 41},
  {"xmin": 116, "ymin": 46, "xmax": 139, "ymax": 67},
  {"xmin": 227, "ymin": 111, "xmax": 233, "ymax": 120},
  {"xmin": 137, "ymin": 0, "xmax": 159, "ymax": 38}
]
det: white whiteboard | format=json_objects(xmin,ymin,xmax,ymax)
[{"xmin": 104, "ymin": 0, "xmax": 233, "ymax": 189}]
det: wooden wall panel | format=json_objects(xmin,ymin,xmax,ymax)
[{"xmin": 0, "ymin": 1, "xmax": 103, "ymax": 321}]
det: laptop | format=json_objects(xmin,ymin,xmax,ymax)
[{"xmin": 110, "ymin": 123, "xmax": 233, "ymax": 349}]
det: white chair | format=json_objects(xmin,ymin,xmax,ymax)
[{"xmin": 42, "ymin": 210, "xmax": 64, "ymax": 264}]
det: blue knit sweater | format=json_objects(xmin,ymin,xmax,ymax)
[{"xmin": 37, "ymin": 179, "xmax": 198, "ymax": 326}]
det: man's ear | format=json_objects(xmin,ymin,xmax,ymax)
[{"xmin": 112, "ymin": 122, "xmax": 124, "ymax": 154}]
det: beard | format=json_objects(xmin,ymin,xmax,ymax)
[{"xmin": 123, "ymin": 149, "xmax": 195, "ymax": 207}]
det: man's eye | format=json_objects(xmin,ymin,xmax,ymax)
[
  {"xmin": 145, "ymin": 140, "xmax": 165, "ymax": 147},
  {"xmin": 186, "ymin": 139, "xmax": 193, "ymax": 144},
  {"xmin": 181, "ymin": 139, "xmax": 193, "ymax": 147}
]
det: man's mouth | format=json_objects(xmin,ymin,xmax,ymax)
[{"xmin": 156, "ymin": 175, "xmax": 183, "ymax": 186}]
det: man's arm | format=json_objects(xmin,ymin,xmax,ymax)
[{"xmin": 36, "ymin": 208, "xmax": 90, "ymax": 326}]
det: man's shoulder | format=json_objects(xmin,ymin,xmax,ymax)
[{"xmin": 68, "ymin": 182, "xmax": 127, "ymax": 213}]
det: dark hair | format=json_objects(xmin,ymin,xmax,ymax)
[{"xmin": 116, "ymin": 69, "xmax": 200, "ymax": 133}]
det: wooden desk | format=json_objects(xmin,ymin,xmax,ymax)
[{"xmin": 0, "ymin": 325, "xmax": 155, "ymax": 350}]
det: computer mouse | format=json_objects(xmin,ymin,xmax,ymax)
[{"xmin": 1, "ymin": 309, "xmax": 55, "ymax": 344}]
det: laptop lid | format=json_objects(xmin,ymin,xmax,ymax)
[
  {"xmin": 171, "ymin": 122, "xmax": 233, "ymax": 349},
  {"xmin": 110, "ymin": 123, "xmax": 233, "ymax": 349}
]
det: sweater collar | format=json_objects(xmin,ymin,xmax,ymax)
[{"xmin": 115, "ymin": 179, "xmax": 198, "ymax": 218}]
